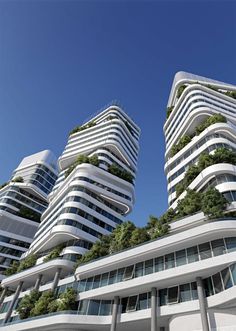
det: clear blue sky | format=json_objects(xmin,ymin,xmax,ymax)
[{"xmin": 0, "ymin": 0, "xmax": 235, "ymax": 227}]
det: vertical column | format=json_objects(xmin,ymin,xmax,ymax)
[
  {"xmin": 4, "ymin": 281, "xmax": 23, "ymax": 324},
  {"xmin": 34, "ymin": 274, "xmax": 43, "ymax": 291},
  {"xmin": 196, "ymin": 277, "xmax": 210, "ymax": 331},
  {"xmin": 151, "ymin": 287, "xmax": 157, "ymax": 331},
  {"xmin": 51, "ymin": 268, "xmax": 62, "ymax": 291},
  {"xmin": 110, "ymin": 296, "xmax": 119, "ymax": 331},
  {"xmin": 0, "ymin": 287, "xmax": 8, "ymax": 307}
]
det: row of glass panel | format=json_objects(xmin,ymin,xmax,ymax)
[{"xmin": 77, "ymin": 237, "xmax": 236, "ymax": 293}]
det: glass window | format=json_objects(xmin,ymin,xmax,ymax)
[
  {"xmin": 154, "ymin": 256, "xmax": 164, "ymax": 272},
  {"xmin": 204, "ymin": 277, "xmax": 214, "ymax": 297},
  {"xmin": 108, "ymin": 270, "xmax": 117, "ymax": 285},
  {"xmin": 147, "ymin": 292, "xmax": 151, "ymax": 308},
  {"xmin": 135, "ymin": 262, "xmax": 144, "ymax": 278},
  {"xmin": 144, "ymin": 259, "xmax": 153, "ymax": 275},
  {"xmin": 78, "ymin": 280, "xmax": 86, "ymax": 292},
  {"xmin": 176, "ymin": 249, "xmax": 187, "ymax": 266},
  {"xmin": 159, "ymin": 289, "xmax": 167, "ymax": 306},
  {"xmin": 211, "ymin": 239, "xmax": 226, "ymax": 256},
  {"xmin": 179, "ymin": 283, "xmax": 191, "ymax": 302},
  {"xmin": 212, "ymin": 273, "xmax": 223, "ymax": 294},
  {"xmin": 121, "ymin": 297, "xmax": 128, "ymax": 313},
  {"xmin": 99, "ymin": 300, "xmax": 112, "ymax": 315},
  {"xmin": 230, "ymin": 264, "xmax": 236, "ymax": 285},
  {"xmin": 99, "ymin": 273, "xmax": 108, "ymax": 287},
  {"xmin": 199, "ymin": 242, "xmax": 212, "ymax": 260},
  {"xmin": 85, "ymin": 277, "xmax": 94, "ymax": 291},
  {"xmin": 191, "ymin": 282, "xmax": 198, "ymax": 300},
  {"xmin": 123, "ymin": 265, "xmax": 134, "ymax": 280},
  {"xmin": 187, "ymin": 246, "xmax": 199, "ymax": 263},
  {"xmin": 78, "ymin": 299, "xmax": 89, "ymax": 315},
  {"xmin": 225, "ymin": 237, "xmax": 236, "ymax": 253},
  {"xmin": 221, "ymin": 267, "xmax": 233, "ymax": 290},
  {"xmin": 92, "ymin": 275, "xmax": 101, "ymax": 289},
  {"xmin": 87, "ymin": 300, "xmax": 100, "ymax": 315},
  {"xmin": 116, "ymin": 268, "xmax": 125, "ymax": 282},
  {"xmin": 165, "ymin": 253, "xmax": 175, "ymax": 269},
  {"xmin": 137, "ymin": 293, "xmax": 148, "ymax": 310},
  {"xmin": 167, "ymin": 286, "xmax": 179, "ymax": 304},
  {"xmin": 126, "ymin": 295, "xmax": 138, "ymax": 312}
]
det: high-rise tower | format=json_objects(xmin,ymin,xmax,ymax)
[
  {"xmin": 0, "ymin": 150, "xmax": 57, "ymax": 278},
  {"xmin": 24, "ymin": 105, "xmax": 140, "ymax": 261}
]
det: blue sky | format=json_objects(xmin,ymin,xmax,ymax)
[{"xmin": 0, "ymin": 0, "xmax": 235, "ymax": 227}]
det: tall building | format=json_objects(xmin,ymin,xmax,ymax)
[
  {"xmin": 1, "ymin": 76, "xmax": 236, "ymax": 331},
  {"xmin": 0, "ymin": 150, "xmax": 58, "ymax": 279}
]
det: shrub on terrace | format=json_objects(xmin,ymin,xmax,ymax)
[
  {"xmin": 48, "ymin": 288, "xmax": 77, "ymax": 313},
  {"xmin": 176, "ymin": 85, "xmax": 187, "ymax": 99},
  {"xmin": 225, "ymin": 90, "xmax": 236, "ymax": 100},
  {"xmin": 195, "ymin": 113, "xmax": 226, "ymax": 135},
  {"xmin": 4, "ymin": 254, "xmax": 37, "ymax": 276},
  {"xmin": 108, "ymin": 163, "xmax": 134, "ymax": 184},
  {"xmin": 11, "ymin": 176, "xmax": 24, "ymax": 183},
  {"xmin": 30, "ymin": 291, "xmax": 55, "ymax": 317},
  {"xmin": 16, "ymin": 290, "xmax": 41, "ymax": 319},
  {"xmin": 43, "ymin": 244, "xmax": 65, "ymax": 263},
  {"xmin": 0, "ymin": 182, "xmax": 9, "ymax": 190},
  {"xmin": 201, "ymin": 187, "xmax": 227, "ymax": 219},
  {"xmin": 166, "ymin": 106, "xmax": 174, "ymax": 119},
  {"xmin": 65, "ymin": 154, "xmax": 99, "ymax": 178},
  {"xmin": 170, "ymin": 135, "xmax": 192, "ymax": 157},
  {"xmin": 69, "ymin": 121, "xmax": 96, "ymax": 136}
]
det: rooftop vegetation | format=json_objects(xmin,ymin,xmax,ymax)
[
  {"xmin": 64, "ymin": 154, "xmax": 99, "ymax": 178},
  {"xmin": 69, "ymin": 121, "xmax": 96, "ymax": 136},
  {"xmin": 4, "ymin": 254, "xmax": 37, "ymax": 276},
  {"xmin": 170, "ymin": 114, "xmax": 226, "ymax": 157},
  {"xmin": 108, "ymin": 163, "xmax": 134, "ymax": 184},
  {"xmin": 11, "ymin": 176, "xmax": 24, "ymax": 183},
  {"xmin": 175, "ymin": 147, "xmax": 236, "ymax": 197}
]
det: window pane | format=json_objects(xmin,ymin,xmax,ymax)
[
  {"xmin": 204, "ymin": 278, "xmax": 214, "ymax": 297},
  {"xmin": 87, "ymin": 300, "xmax": 100, "ymax": 315},
  {"xmin": 221, "ymin": 267, "xmax": 233, "ymax": 290},
  {"xmin": 187, "ymin": 246, "xmax": 199, "ymax": 263},
  {"xmin": 144, "ymin": 259, "xmax": 154, "ymax": 275},
  {"xmin": 191, "ymin": 282, "xmax": 198, "ymax": 300},
  {"xmin": 123, "ymin": 265, "xmax": 134, "ymax": 280},
  {"xmin": 230, "ymin": 264, "xmax": 236, "ymax": 285},
  {"xmin": 78, "ymin": 280, "xmax": 86, "ymax": 292},
  {"xmin": 212, "ymin": 273, "xmax": 223, "ymax": 294},
  {"xmin": 85, "ymin": 277, "xmax": 94, "ymax": 291},
  {"xmin": 126, "ymin": 295, "xmax": 138, "ymax": 312},
  {"xmin": 176, "ymin": 249, "xmax": 187, "ymax": 266},
  {"xmin": 135, "ymin": 262, "xmax": 144, "ymax": 278},
  {"xmin": 225, "ymin": 237, "xmax": 236, "ymax": 253},
  {"xmin": 92, "ymin": 275, "xmax": 101, "ymax": 289},
  {"xmin": 137, "ymin": 293, "xmax": 148, "ymax": 310},
  {"xmin": 199, "ymin": 242, "xmax": 212, "ymax": 260},
  {"xmin": 167, "ymin": 286, "xmax": 179, "ymax": 304},
  {"xmin": 165, "ymin": 253, "xmax": 175, "ymax": 269},
  {"xmin": 154, "ymin": 256, "xmax": 164, "ymax": 272},
  {"xmin": 100, "ymin": 273, "xmax": 109, "ymax": 287},
  {"xmin": 179, "ymin": 283, "xmax": 191, "ymax": 302},
  {"xmin": 116, "ymin": 268, "xmax": 125, "ymax": 282},
  {"xmin": 121, "ymin": 298, "xmax": 128, "ymax": 313},
  {"xmin": 211, "ymin": 239, "xmax": 226, "ymax": 256},
  {"xmin": 78, "ymin": 299, "xmax": 89, "ymax": 315},
  {"xmin": 159, "ymin": 289, "xmax": 167, "ymax": 306},
  {"xmin": 108, "ymin": 270, "xmax": 117, "ymax": 285},
  {"xmin": 99, "ymin": 300, "xmax": 112, "ymax": 315}
]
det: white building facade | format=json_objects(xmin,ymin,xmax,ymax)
[
  {"xmin": 0, "ymin": 77, "xmax": 236, "ymax": 331},
  {"xmin": 0, "ymin": 150, "xmax": 57, "ymax": 279}
]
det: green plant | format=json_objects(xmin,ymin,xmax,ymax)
[
  {"xmin": 130, "ymin": 227, "xmax": 150, "ymax": 246},
  {"xmin": 166, "ymin": 106, "xmax": 174, "ymax": 119},
  {"xmin": 65, "ymin": 154, "xmax": 99, "ymax": 178},
  {"xmin": 69, "ymin": 121, "xmax": 96, "ymax": 136},
  {"xmin": 3, "ymin": 260, "xmax": 19, "ymax": 276},
  {"xmin": 0, "ymin": 182, "xmax": 9, "ymax": 190},
  {"xmin": 195, "ymin": 113, "xmax": 226, "ymax": 135},
  {"xmin": 43, "ymin": 244, "xmax": 64, "ymax": 263},
  {"xmin": 48, "ymin": 288, "xmax": 77, "ymax": 312},
  {"xmin": 11, "ymin": 176, "xmax": 24, "ymax": 183},
  {"xmin": 17, "ymin": 254, "xmax": 37, "ymax": 273},
  {"xmin": 206, "ymin": 84, "xmax": 219, "ymax": 92},
  {"xmin": 176, "ymin": 85, "xmax": 187, "ymax": 98},
  {"xmin": 30, "ymin": 291, "xmax": 55, "ymax": 317},
  {"xmin": 225, "ymin": 90, "xmax": 236, "ymax": 100},
  {"xmin": 177, "ymin": 189, "xmax": 202, "ymax": 217},
  {"xmin": 170, "ymin": 135, "xmax": 192, "ymax": 157},
  {"xmin": 108, "ymin": 164, "xmax": 134, "ymax": 183},
  {"xmin": 201, "ymin": 187, "xmax": 227, "ymax": 219},
  {"xmin": 16, "ymin": 290, "xmax": 41, "ymax": 319},
  {"xmin": 19, "ymin": 206, "xmax": 41, "ymax": 222}
]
